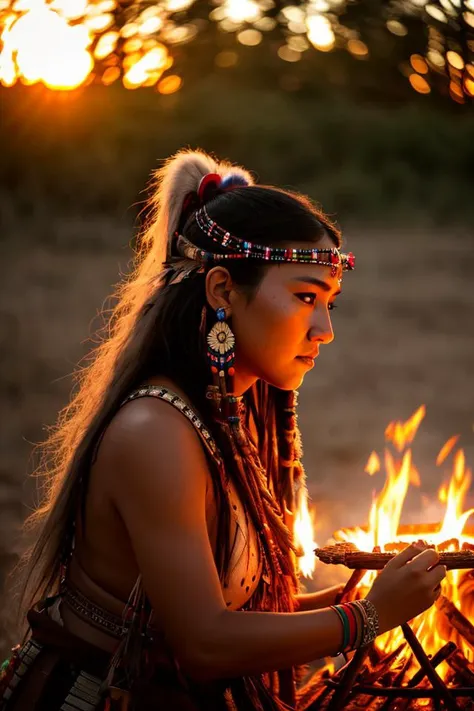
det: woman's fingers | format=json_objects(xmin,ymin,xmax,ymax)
[
  {"xmin": 385, "ymin": 542, "xmax": 430, "ymax": 569},
  {"xmin": 407, "ymin": 547, "xmax": 440, "ymax": 572},
  {"xmin": 426, "ymin": 564, "xmax": 447, "ymax": 588}
]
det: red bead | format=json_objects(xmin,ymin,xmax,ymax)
[
  {"xmin": 330, "ymin": 252, "xmax": 339, "ymax": 265},
  {"xmin": 211, "ymin": 366, "xmax": 218, "ymax": 373},
  {"xmin": 228, "ymin": 367, "xmax": 235, "ymax": 376},
  {"xmin": 348, "ymin": 252, "xmax": 355, "ymax": 268}
]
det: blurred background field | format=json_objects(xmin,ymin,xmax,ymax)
[{"xmin": 1, "ymin": 0, "xmax": 474, "ymax": 657}]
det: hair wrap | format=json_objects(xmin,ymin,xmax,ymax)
[
  {"xmin": 197, "ymin": 172, "xmax": 222, "ymax": 204},
  {"xmin": 221, "ymin": 173, "xmax": 250, "ymax": 189},
  {"xmin": 164, "ymin": 165, "xmax": 253, "ymax": 286}
]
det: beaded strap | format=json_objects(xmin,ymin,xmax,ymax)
[
  {"xmin": 63, "ymin": 583, "xmax": 126, "ymax": 639},
  {"xmin": 121, "ymin": 385, "xmax": 223, "ymax": 465}
]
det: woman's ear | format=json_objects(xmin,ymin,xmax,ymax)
[{"xmin": 205, "ymin": 267, "xmax": 235, "ymax": 314}]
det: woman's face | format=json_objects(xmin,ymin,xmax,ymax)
[{"xmin": 229, "ymin": 235, "xmax": 342, "ymax": 393}]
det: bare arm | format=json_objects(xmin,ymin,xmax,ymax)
[
  {"xmin": 106, "ymin": 398, "xmax": 345, "ymax": 681},
  {"xmin": 294, "ymin": 585, "xmax": 345, "ymax": 612}
]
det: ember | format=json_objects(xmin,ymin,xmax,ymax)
[{"xmin": 294, "ymin": 406, "xmax": 474, "ymax": 710}]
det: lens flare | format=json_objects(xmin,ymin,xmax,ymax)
[{"xmin": 1, "ymin": 3, "xmax": 93, "ymax": 89}]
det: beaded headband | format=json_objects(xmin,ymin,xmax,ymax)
[{"xmin": 175, "ymin": 205, "xmax": 355, "ymax": 276}]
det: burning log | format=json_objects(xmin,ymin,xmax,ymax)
[
  {"xmin": 436, "ymin": 595, "xmax": 474, "ymax": 649},
  {"xmin": 384, "ymin": 541, "xmax": 410, "ymax": 552},
  {"xmin": 324, "ymin": 645, "xmax": 371, "ymax": 711},
  {"xmin": 446, "ymin": 649, "xmax": 474, "ymax": 686},
  {"xmin": 304, "ymin": 413, "xmax": 474, "ymax": 709},
  {"xmin": 362, "ymin": 643, "xmax": 406, "ymax": 685},
  {"xmin": 401, "ymin": 622, "xmax": 460, "ymax": 710},
  {"xmin": 407, "ymin": 641, "xmax": 457, "ymax": 687},
  {"xmin": 340, "ymin": 697, "xmax": 379, "ymax": 711},
  {"xmin": 334, "ymin": 568, "xmax": 366, "ymax": 604},
  {"xmin": 367, "ymin": 643, "xmax": 383, "ymax": 669},
  {"xmin": 314, "ymin": 542, "xmax": 474, "ymax": 570},
  {"xmin": 297, "ymin": 668, "xmax": 334, "ymax": 710},
  {"xmin": 378, "ymin": 656, "xmax": 412, "ymax": 711}
]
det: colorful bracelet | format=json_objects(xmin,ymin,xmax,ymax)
[
  {"xmin": 353, "ymin": 598, "xmax": 380, "ymax": 646},
  {"xmin": 331, "ymin": 604, "xmax": 350, "ymax": 650},
  {"xmin": 330, "ymin": 598, "xmax": 380, "ymax": 654}
]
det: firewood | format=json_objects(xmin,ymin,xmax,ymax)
[
  {"xmin": 362, "ymin": 643, "xmax": 406, "ymax": 685},
  {"xmin": 367, "ymin": 642, "xmax": 383, "ymax": 669},
  {"xmin": 378, "ymin": 656, "xmax": 412, "ymax": 711},
  {"xmin": 445, "ymin": 649, "xmax": 474, "ymax": 686},
  {"xmin": 324, "ymin": 645, "xmax": 371, "ymax": 711},
  {"xmin": 401, "ymin": 622, "xmax": 460, "ymax": 711},
  {"xmin": 407, "ymin": 641, "xmax": 457, "ymax": 687},
  {"xmin": 297, "ymin": 675, "xmax": 332, "ymax": 710},
  {"xmin": 436, "ymin": 595, "xmax": 474, "ymax": 649},
  {"xmin": 335, "ymin": 568, "xmax": 367, "ymax": 604},
  {"xmin": 314, "ymin": 543, "xmax": 474, "ymax": 570}
]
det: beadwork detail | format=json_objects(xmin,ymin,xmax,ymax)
[
  {"xmin": 173, "ymin": 206, "xmax": 356, "ymax": 274},
  {"xmin": 207, "ymin": 321, "xmax": 235, "ymax": 356},
  {"xmin": 121, "ymin": 386, "xmax": 222, "ymax": 463},
  {"xmin": 63, "ymin": 583, "xmax": 126, "ymax": 638}
]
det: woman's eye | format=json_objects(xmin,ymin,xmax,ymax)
[
  {"xmin": 296, "ymin": 293, "xmax": 316, "ymax": 306},
  {"xmin": 328, "ymin": 302, "xmax": 338, "ymax": 311}
]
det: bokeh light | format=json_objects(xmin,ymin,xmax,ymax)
[{"xmin": 0, "ymin": 0, "xmax": 472, "ymax": 100}]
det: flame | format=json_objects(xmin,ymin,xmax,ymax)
[
  {"xmin": 436, "ymin": 434, "xmax": 460, "ymax": 466},
  {"xmin": 384, "ymin": 404, "xmax": 426, "ymax": 451},
  {"xmin": 332, "ymin": 406, "xmax": 474, "ymax": 676},
  {"xmin": 365, "ymin": 451, "xmax": 381, "ymax": 476},
  {"xmin": 294, "ymin": 405, "xmax": 474, "ymax": 684},
  {"xmin": 294, "ymin": 486, "xmax": 318, "ymax": 578}
]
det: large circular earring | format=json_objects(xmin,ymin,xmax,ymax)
[{"xmin": 206, "ymin": 307, "xmax": 239, "ymax": 423}]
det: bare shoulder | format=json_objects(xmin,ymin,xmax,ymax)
[
  {"xmin": 88, "ymin": 388, "xmax": 228, "ymax": 662},
  {"xmin": 98, "ymin": 393, "xmax": 210, "ymax": 510}
]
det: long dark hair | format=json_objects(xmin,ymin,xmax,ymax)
[{"xmin": 17, "ymin": 149, "xmax": 341, "ymax": 709}]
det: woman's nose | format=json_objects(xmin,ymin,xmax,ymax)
[{"xmin": 308, "ymin": 311, "xmax": 334, "ymax": 345}]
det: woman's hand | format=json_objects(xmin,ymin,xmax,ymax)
[{"xmin": 366, "ymin": 542, "xmax": 447, "ymax": 634}]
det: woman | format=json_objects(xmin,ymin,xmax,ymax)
[{"xmin": 1, "ymin": 150, "xmax": 446, "ymax": 711}]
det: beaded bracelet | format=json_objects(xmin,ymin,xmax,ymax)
[
  {"xmin": 330, "ymin": 598, "xmax": 379, "ymax": 654},
  {"xmin": 353, "ymin": 598, "xmax": 380, "ymax": 646}
]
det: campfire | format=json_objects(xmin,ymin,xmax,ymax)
[{"xmin": 295, "ymin": 406, "xmax": 474, "ymax": 710}]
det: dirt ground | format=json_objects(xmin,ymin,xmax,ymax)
[{"xmin": 1, "ymin": 219, "xmax": 473, "ymax": 653}]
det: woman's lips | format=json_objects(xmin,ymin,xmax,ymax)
[{"xmin": 296, "ymin": 356, "xmax": 316, "ymax": 368}]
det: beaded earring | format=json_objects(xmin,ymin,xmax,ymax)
[{"xmin": 206, "ymin": 307, "xmax": 240, "ymax": 423}]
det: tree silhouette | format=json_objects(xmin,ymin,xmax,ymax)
[{"xmin": 0, "ymin": 0, "xmax": 472, "ymax": 102}]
